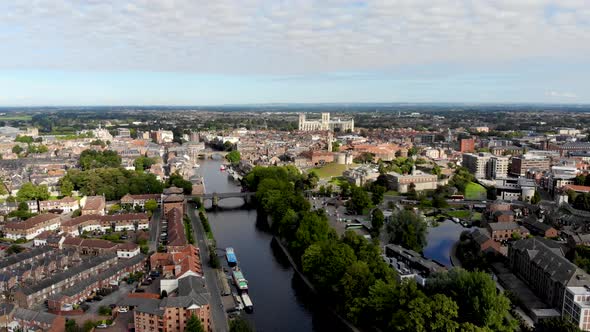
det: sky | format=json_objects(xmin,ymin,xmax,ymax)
[{"xmin": 0, "ymin": 0, "xmax": 589, "ymax": 106}]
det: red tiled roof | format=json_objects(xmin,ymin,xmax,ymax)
[
  {"xmin": 563, "ymin": 184, "xmax": 590, "ymax": 193},
  {"xmin": 6, "ymin": 213, "xmax": 61, "ymax": 230}
]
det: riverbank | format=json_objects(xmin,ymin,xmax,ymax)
[{"xmin": 271, "ymin": 236, "xmax": 361, "ymax": 332}]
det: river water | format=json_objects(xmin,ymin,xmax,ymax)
[
  {"xmin": 197, "ymin": 159, "xmax": 346, "ymax": 332},
  {"xmin": 197, "ymin": 159, "xmax": 463, "ymax": 330}
]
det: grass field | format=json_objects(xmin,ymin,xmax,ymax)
[
  {"xmin": 0, "ymin": 115, "xmax": 32, "ymax": 121},
  {"xmin": 446, "ymin": 210, "xmax": 471, "ymax": 219},
  {"xmin": 385, "ymin": 190, "xmax": 400, "ymax": 196},
  {"xmin": 311, "ymin": 163, "xmax": 356, "ymax": 179},
  {"xmin": 465, "ymin": 182, "xmax": 487, "ymax": 200}
]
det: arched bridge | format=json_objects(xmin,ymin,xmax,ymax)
[
  {"xmin": 188, "ymin": 192, "xmax": 255, "ymax": 207},
  {"xmin": 197, "ymin": 151, "xmax": 229, "ymax": 159}
]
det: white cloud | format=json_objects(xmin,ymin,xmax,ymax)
[
  {"xmin": 547, "ymin": 90, "xmax": 577, "ymax": 98},
  {"xmin": 0, "ymin": 1, "xmax": 588, "ymax": 74}
]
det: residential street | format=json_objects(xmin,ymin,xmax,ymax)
[
  {"xmin": 148, "ymin": 208, "xmax": 161, "ymax": 252},
  {"xmin": 188, "ymin": 205, "xmax": 228, "ymax": 332}
]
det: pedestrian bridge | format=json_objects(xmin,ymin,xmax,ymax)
[{"xmin": 188, "ymin": 192, "xmax": 255, "ymax": 207}]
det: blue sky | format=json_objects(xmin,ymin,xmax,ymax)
[{"xmin": 0, "ymin": 1, "xmax": 589, "ymax": 106}]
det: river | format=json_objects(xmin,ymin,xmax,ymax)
[
  {"xmin": 197, "ymin": 159, "xmax": 346, "ymax": 332},
  {"xmin": 196, "ymin": 159, "xmax": 464, "ymax": 330}
]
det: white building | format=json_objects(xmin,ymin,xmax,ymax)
[
  {"xmin": 563, "ymin": 286, "xmax": 590, "ymax": 331},
  {"xmin": 298, "ymin": 113, "xmax": 354, "ymax": 132},
  {"xmin": 463, "ymin": 153, "xmax": 508, "ymax": 180}
]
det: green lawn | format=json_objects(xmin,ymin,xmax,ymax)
[
  {"xmin": 385, "ymin": 190, "xmax": 400, "ymax": 196},
  {"xmin": 0, "ymin": 114, "xmax": 32, "ymax": 121},
  {"xmin": 465, "ymin": 182, "xmax": 487, "ymax": 200},
  {"xmin": 311, "ymin": 163, "xmax": 355, "ymax": 179},
  {"xmin": 446, "ymin": 210, "xmax": 471, "ymax": 219}
]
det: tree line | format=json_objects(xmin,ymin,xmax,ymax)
[{"xmin": 244, "ymin": 165, "xmax": 516, "ymax": 331}]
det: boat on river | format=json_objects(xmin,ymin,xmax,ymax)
[
  {"xmin": 241, "ymin": 293, "xmax": 253, "ymax": 313},
  {"xmin": 220, "ymin": 164, "xmax": 227, "ymax": 171},
  {"xmin": 232, "ymin": 269, "xmax": 248, "ymax": 291},
  {"xmin": 226, "ymin": 247, "xmax": 237, "ymax": 267}
]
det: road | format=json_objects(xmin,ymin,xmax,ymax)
[
  {"xmin": 188, "ymin": 205, "xmax": 228, "ymax": 332},
  {"xmin": 148, "ymin": 208, "xmax": 161, "ymax": 252}
]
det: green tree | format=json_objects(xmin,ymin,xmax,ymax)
[
  {"xmin": 225, "ymin": 150, "xmax": 241, "ymax": 164},
  {"xmin": 229, "ymin": 317, "xmax": 254, "ymax": 332},
  {"xmin": 167, "ymin": 173, "xmax": 193, "ymax": 195},
  {"xmin": 427, "ymin": 268, "xmax": 515, "ymax": 331},
  {"xmin": 332, "ymin": 141, "xmax": 341, "ymax": 152},
  {"xmin": 60, "ymin": 179, "xmax": 74, "ymax": 196},
  {"xmin": 16, "ymin": 182, "xmax": 50, "ymax": 202},
  {"xmin": 486, "ymin": 186, "xmax": 497, "ymax": 200},
  {"xmin": 387, "ymin": 210, "xmax": 427, "ymax": 252},
  {"xmin": 370, "ymin": 184, "xmax": 386, "ymax": 206},
  {"xmin": 531, "ymin": 191, "xmax": 541, "ymax": 204},
  {"xmin": 406, "ymin": 182, "xmax": 418, "ymax": 200},
  {"xmin": 79, "ymin": 150, "xmax": 122, "ymax": 170},
  {"xmin": 145, "ymin": 199, "xmax": 158, "ymax": 213},
  {"xmin": 347, "ymin": 185, "xmax": 372, "ymax": 214},
  {"xmin": 291, "ymin": 211, "xmax": 335, "ymax": 256},
  {"xmin": 108, "ymin": 204, "xmax": 121, "ymax": 214},
  {"xmin": 185, "ymin": 314, "xmax": 205, "ymax": 332},
  {"xmin": 371, "ymin": 208, "xmax": 385, "ymax": 234},
  {"xmin": 12, "ymin": 145, "xmax": 23, "ymax": 155},
  {"xmin": 229, "ymin": 316, "xmax": 254, "ymax": 332},
  {"xmin": 535, "ymin": 317, "xmax": 582, "ymax": 332},
  {"xmin": 134, "ymin": 156, "xmax": 156, "ymax": 171},
  {"xmin": 14, "ymin": 135, "xmax": 34, "ymax": 144},
  {"xmin": 302, "ymin": 240, "xmax": 357, "ymax": 292},
  {"xmin": 5, "ymin": 245, "xmax": 25, "ymax": 255}
]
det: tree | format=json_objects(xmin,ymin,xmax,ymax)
[
  {"xmin": 134, "ymin": 156, "xmax": 156, "ymax": 171},
  {"xmin": 427, "ymin": 268, "xmax": 515, "ymax": 331},
  {"xmin": 5, "ymin": 245, "xmax": 24, "ymax": 256},
  {"xmin": 346, "ymin": 185, "xmax": 372, "ymax": 214},
  {"xmin": 167, "ymin": 173, "xmax": 193, "ymax": 195},
  {"xmin": 145, "ymin": 199, "xmax": 158, "ymax": 213},
  {"xmin": 229, "ymin": 317, "xmax": 254, "ymax": 332},
  {"xmin": 535, "ymin": 317, "xmax": 582, "ymax": 332},
  {"xmin": 371, "ymin": 208, "xmax": 385, "ymax": 233},
  {"xmin": 14, "ymin": 135, "xmax": 34, "ymax": 144},
  {"xmin": 16, "ymin": 182, "xmax": 50, "ymax": 202},
  {"xmin": 387, "ymin": 210, "xmax": 427, "ymax": 252},
  {"xmin": 12, "ymin": 145, "xmax": 23, "ymax": 155},
  {"xmin": 531, "ymin": 191, "xmax": 541, "ymax": 204},
  {"xmin": 302, "ymin": 240, "xmax": 357, "ymax": 292},
  {"xmin": 61, "ymin": 179, "xmax": 74, "ymax": 196},
  {"xmin": 332, "ymin": 141, "xmax": 341, "ymax": 152},
  {"xmin": 79, "ymin": 150, "xmax": 122, "ymax": 170},
  {"xmin": 185, "ymin": 314, "xmax": 205, "ymax": 332},
  {"xmin": 222, "ymin": 141, "xmax": 235, "ymax": 151},
  {"xmin": 406, "ymin": 182, "xmax": 418, "ymax": 200},
  {"xmin": 486, "ymin": 186, "xmax": 497, "ymax": 200},
  {"xmin": 225, "ymin": 150, "xmax": 241, "ymax": 164},
  {"xmin": 370, "ymin": 184, "xmax": 386, "ymax": 206},
  {"xmin": 354, "ymin": 152, "xmax": 375, "ymax": 164},
  {"xmin": 108, "ymin": 204, "xmax": 121, "ymax": 214}
]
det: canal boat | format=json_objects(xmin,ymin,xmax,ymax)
[
  {"xmin": 241, "ymin": 293, "xmax": 253, "ymax": 313},
  {"xmin": 220, "ymin": 164, "xmax": 227, "ymax": 171},
  {"xmin": 226, "ymin": 247, "xmax": 237, "ymax": 267},
  {"xmin": 232, "ymin": 269, "xmax": 248, "ymax": 291}
]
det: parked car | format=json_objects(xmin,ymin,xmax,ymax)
[
  {"xmin": 96, "ymin": 324, "xmax": 108, "ymax": 329},
  {"xmin": 118, "ymin": 307, "xmax": 129, "ymax": 313}
]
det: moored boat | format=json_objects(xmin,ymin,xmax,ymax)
[{"xmin": 226, "ymin": 247, "xmax": 237, "ymax": 267}]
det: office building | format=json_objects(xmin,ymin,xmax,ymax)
[{"xmin": 510, "ymin": 154, "xmax": 550, "ymax": 177}]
